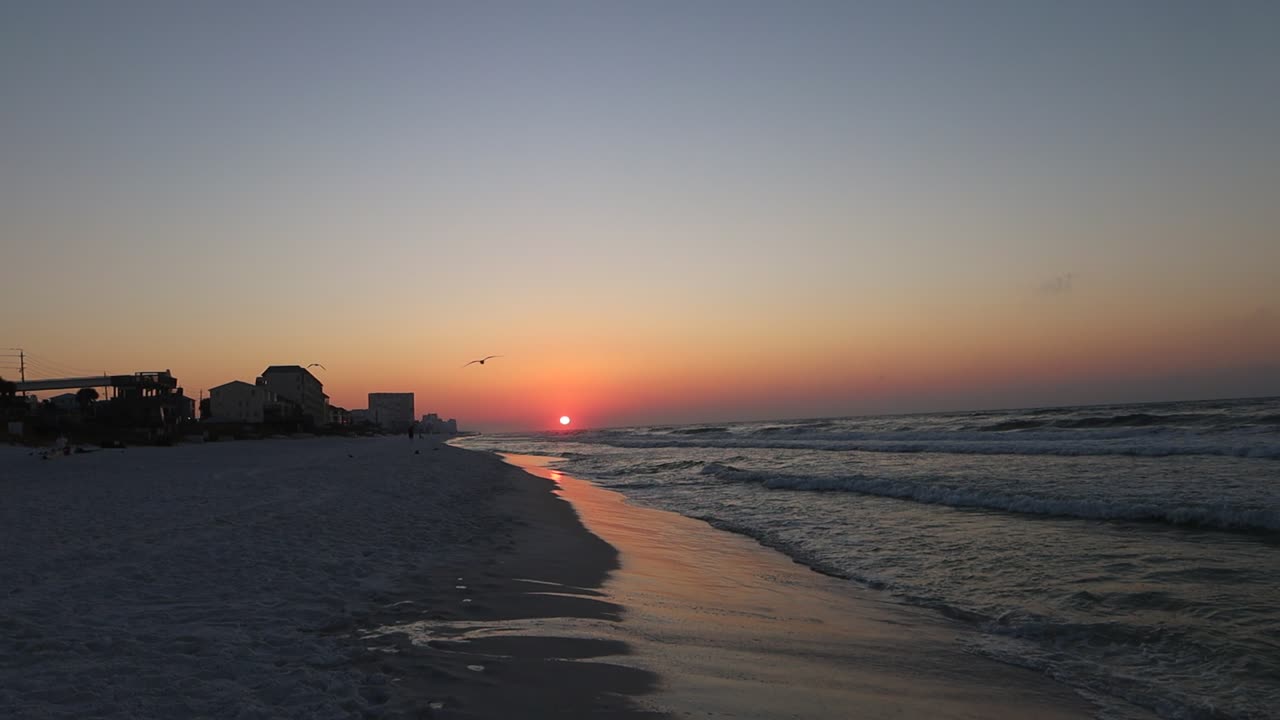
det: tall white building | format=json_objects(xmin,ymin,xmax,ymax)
[{"xmin": 368, "ymin": 392, "xmax": 414, "ymax": 431}]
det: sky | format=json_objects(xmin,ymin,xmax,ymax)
[{"xmin": 2, "ymin": 1, "xmax": 1277, "ymax": 431}]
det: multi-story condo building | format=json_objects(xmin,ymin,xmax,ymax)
[
  {"xmin": 369, "ymin": 392, "xmax": 414, "ymax": 431},
  {"xmin": 257, "ymin": 365, "xmax": 326, "ymax": 426}
]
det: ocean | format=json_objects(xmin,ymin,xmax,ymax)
[{"xmin": 455, "ymin": 396, "xmax": 1280, "ymax": 720}]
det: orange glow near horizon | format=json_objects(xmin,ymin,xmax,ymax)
[{"xmin": 6, "ymin": 282, "xmax": 1278, "ymax": 433}]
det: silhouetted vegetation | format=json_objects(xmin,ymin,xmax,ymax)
[{"xmin": 76, "ymin": 387, "xmax": 99, "ymax": 413}]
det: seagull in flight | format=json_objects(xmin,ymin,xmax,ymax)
[
  {"xmin": 306, "ymin": 363, "xmax": 326, "ymax": 370},
  {"xmin": 463, "ymin": 355, "xmax": 502, "ymax": 367}
]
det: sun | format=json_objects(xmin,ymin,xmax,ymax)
[{"xmin": 559, "ymin": 415, "xmax": 571, "ymax": 426}]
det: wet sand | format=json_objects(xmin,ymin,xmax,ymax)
[
  {"xmin": 358, "ymin": 447, "xmax": 1098, "ymax": 718},
  {"xmin": 346, "ymin": 444, "xmax": 667, "ymax": 718},
  {"xmin": 503, "ymin": 453, "xmax": 1098, "ymax": 719}
]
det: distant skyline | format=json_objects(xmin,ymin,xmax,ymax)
[{"xmin": 3, "ymin": 2, "xmax": 1277, "ymax": 431}]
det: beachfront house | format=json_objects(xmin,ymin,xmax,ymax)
[
  {"xmin": 256, "ymin": 365, "xmax": 326, "ymax": 427},
  {"xmin": 48, "ymin": 393, "xmax": 80, "ymax": 412},
  {"xmin": 208, "ymin": 380, "xmax": 272, "ymax": 423}
]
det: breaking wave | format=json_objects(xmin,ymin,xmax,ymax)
[
  {"xmin": 699, "ymin": 463, "xmax": 1280, "ymax": 532},
  {"xmin": 583, "ymin": 431, "xmax": 1280, "ymax": 459}
]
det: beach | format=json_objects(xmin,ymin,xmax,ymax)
[{"xmin": 4, "ymin": 435, "xmax": 1100, "ymax": 718}]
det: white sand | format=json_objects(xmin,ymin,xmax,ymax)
[{"xmin": 1, "ymin": 437, "xmax": 479, "ymax": 719}]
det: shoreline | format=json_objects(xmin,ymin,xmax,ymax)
[
  {"xmin": 498, "ymin": 452, "xmax": 1104, "ymax": 720},
  {"xmin": 4, "ymin": 435, "xmax": 1106, "ymax": 718},
  {"xmin": 344, "ymin": 443, "xmax": 667, "ymax": 718}
]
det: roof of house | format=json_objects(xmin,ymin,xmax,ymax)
[
  {"xmin": 209, "ymin": 380, "xmax": 257, "ymax": 392},
  {"xmin": 261, "ymin": 365, "xmax": 321, "ymax": 384}
]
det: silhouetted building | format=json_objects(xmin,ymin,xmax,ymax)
[
  {"xmin": 369, "ymin": 393, "xmax": 414, "ymax": 431},
  {"xmin": 97, "ymin": 370, "xmax": 193, "ymax": 430},
  {"xmin": 175, "ymin": 394, "xmax": 196, "ymax": 422},
  {"xmin": 264, "ymin": 395, "xmax": 303, "ymax": 424},
  {"xmin": 256, "ymin": 366, "xmax": 326, "ymax": 426},
  {"xmin": 420, "ymin": 412, "xmax": 459, "ymax": 434},
  {"xmin": 327, "ymin": 405, "xmax": 351, "ymax": 426},
  {"xmin": 49, "ymin": 393, "xmax": 79, "ymax": 412},
  {"xmin": 209, "ymin": 381, "xmax": 273, "ymax": 423}
]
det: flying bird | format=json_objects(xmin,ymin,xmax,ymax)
[
  {"xmin": 463, "ymin": 355, "xmax": 502, "ymax": 367},
  {"xmin": 306, "ymin": 363, "xmax": 326, "ymax": 370}
]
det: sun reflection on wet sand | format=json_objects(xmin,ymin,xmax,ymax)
[{"xmin": 501, "ymin": 453, "xmax": 1101, "ymax": 719}]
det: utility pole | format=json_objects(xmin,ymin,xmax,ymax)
[{"xmin": 3, "ymin": 348, "xmax": 24, "ymax": 397}]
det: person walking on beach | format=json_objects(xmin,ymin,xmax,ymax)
[{"xmin": 408, "ymin": 422, "xmax": 417, "ymax": 440}]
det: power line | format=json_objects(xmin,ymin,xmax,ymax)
[
  {"xmin": 19, "ymin": 362, "xmax": 72, "ymax": 380},
  {"xmin": 24, "ymin": 352, "xmax": 100, "ymax": 377},
  {"xmin": 23, "ymin": 358, "xmax": 83, "ymax": 377},
  {"xmin": 21, "ymin": 358, "xmax": 61, "ymax": 372}
]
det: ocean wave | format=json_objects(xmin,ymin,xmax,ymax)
[
  {"xmin": 676, "ymin": 513, "xmax": 1275, "ymax": 720},
  {"xmin": 697, "ymin": 461, "xmax": 737, "ymax": 475},
  {"xmin": 670, "ymin": 426, "xmax": 729, "ymax": 435},
  {"xmin": 593, "ymin": 478, "xmax": 665, "ymax": 490},
  {"xmin": 578, "ymin": 432, "xmax": 1280, "ymax": 459},
  {"xmin": 975, "ymin": 412, "xmax": 1211, "ymax": 432},
  {"xmin": 754, "ymin": 425, "xmax": 790, "ymax": 434},
  {"xmin": 966, "ymin": 624, "xmax": 1275, "ymax": 720},
  {"xmin": 1052, "ymin": 412, "xmax": 1197, "ymax": 429},
  {"xmin": 605, "ymin": 459, "xmax": 706, "ymax": 476},
  {"xmin": 980, "ymin": 419, "xmax": 1046, "ymax": 431},
  {"xmin": 700, "ymin": 465, "xmax": 1280, "ymax": 531}
]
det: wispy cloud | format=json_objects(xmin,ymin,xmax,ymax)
[{"xmin": 1039, "ymin": 273, "xmax": 1076, "ymax": 295}]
